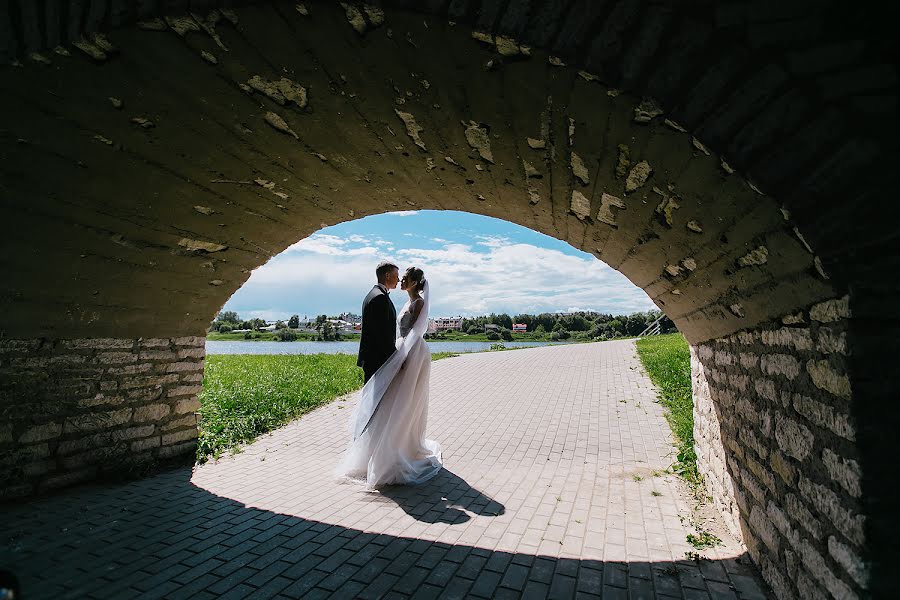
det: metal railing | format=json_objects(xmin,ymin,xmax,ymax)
[{"xmin": 638, "ymin": 314, "xmax": 666, "ymax": 337}]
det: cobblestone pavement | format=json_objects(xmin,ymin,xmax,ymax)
[{"xmin": 2, "ymin": 340, "xmax": 770, "ymax": 599}]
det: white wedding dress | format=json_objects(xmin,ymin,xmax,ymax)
[{"xmin": 335, "ymin": 282, "xmax": 442, "ymax": 489}]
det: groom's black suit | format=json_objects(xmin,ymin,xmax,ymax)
[{"xmin": 358, "ymin": 284, "xmax": 397, "ymax": 383}]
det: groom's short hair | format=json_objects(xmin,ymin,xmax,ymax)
[{"xmin": 375, "ymin": 261, "xmax": 398, "ymax": 282}]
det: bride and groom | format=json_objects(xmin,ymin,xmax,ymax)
[{"xmin": 335, "ymin": 261, "xmax": 443, "ymax": 489}]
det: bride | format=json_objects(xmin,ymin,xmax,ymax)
[{"xmin": 335, "ymin": 266, "xmax": 442, "ymax": 489}]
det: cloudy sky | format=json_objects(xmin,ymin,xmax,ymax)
[{"xmin": 221, "ymin": 211, "xmax": 656, "ymax": 321}]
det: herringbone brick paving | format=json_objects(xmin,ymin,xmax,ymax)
[{"xmin": 2, "ymin": 340, "xmax": 769, "ymax": 599}]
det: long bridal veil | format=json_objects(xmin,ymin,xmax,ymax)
[{"xmin": 336, "ymin": 281, "xmax": 442, "ymax": 488}]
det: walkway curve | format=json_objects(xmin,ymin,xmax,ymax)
[{"xmin": 2, "ymin": 340, "xmax": 770, "ymax": 599}]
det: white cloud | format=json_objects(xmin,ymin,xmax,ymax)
[
  {"xmin": 225, "ymin": 232, "xmax": 655, "ymax": 320},
  {"xmin": 391, "ymin": 211, "xmax": 419, "ymax": 217}
]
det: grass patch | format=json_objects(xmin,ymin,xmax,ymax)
[
  {"xmin": 198, "ymin": 354, "xmax": 363, "ymax": 462},
  {"xmin": 635, "ymin": 333, "xmax": 699, "ymax": 486},
  {"xmin": 199, "ymin": 350, "xmax": 466, "ymax": 461},
  {"xmin": 686, "ymin": 531, "xmax": 722, "ymax": 550}
]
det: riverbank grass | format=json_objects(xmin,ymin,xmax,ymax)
[
  {"xmin": 635, "ymin": 333, "xmax": 699, "ymax": 485},
  {"xmin": 198, "ymin": 352, "xmax": 464, "ymax": 461}
]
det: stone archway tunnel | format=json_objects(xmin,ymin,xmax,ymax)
[{"xmin": 0, "ymin": 1, "xmax": 895, "ymax": 598}]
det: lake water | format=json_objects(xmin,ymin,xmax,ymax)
[{"xmin": 205, "ymin": 340, "xmax": 571, "ymax": 355}]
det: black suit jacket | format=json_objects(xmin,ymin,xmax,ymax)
[{"xmin": 357, "ymin": 285, "xmax": 397, "ymax": 372}]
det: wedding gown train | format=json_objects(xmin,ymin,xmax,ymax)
[{"xmin": 336, "ymin": 285, "xmax": 442, "ymax": 489}]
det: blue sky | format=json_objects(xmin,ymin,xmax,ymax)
[{"xmin": 221, "ymin": 210, "xmax": 656, "ymax": 321}]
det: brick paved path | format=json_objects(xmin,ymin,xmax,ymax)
[{"xmin": 2, "ymin": 340, "xmax": 770, "ymax": 599}]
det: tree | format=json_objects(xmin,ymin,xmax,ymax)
[
  {"xmin": 316, "ymin": 314, "xmax": 328, "ymax": 325},
  {"xmin": 288, "ymin": 314, "xmax": 300, "ymax": 329},
  {"xmin": 486, "ymin": 330, "xmax": 501, "ymax": 341},
  {"xmin": 499, "ymin": 328, "xmax": 513, "ymax": 342},
  {"xmin": 533, "ymin": 324, "xmax": 546, "ymax": 335},
  {"xmin": 217, "ymin": 310, "xmax": 240, "ymax": 324},
  {"xmin": 274, "ymin": 328, "xmax": 297, "ymax": 341},
  {"xmin": 466, "ymin": 325, "xmax": 480, "ymax": 335},
  {"xmin": 275, "ymin": 320, "xmax": 287, "ymax": 330}
]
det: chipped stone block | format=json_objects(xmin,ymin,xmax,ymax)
[
  {"xmin": 822, "ymin": 448, "xmax": 861, "ymax": 498},
  {"xmin": 178, "ymin": 238, "xmax": 227, "ymax": 253},
  {"xmin": 569, "ymin": 191, "xmax": 591, "ymax": 221},
  {"xmin": 570, "ymin": 152, "xmax": 589, "ymax": 185},
  {"xmin": 247, "ymin": 75, "xmax": 308, "ymax": 109},
  {"xmin": 806, "ymin": 359, "xmax": 851, "ymax": 398},
  {"xmin": 264, "ymin": 111, "xmax": 298, "ymax": 139},
  {"xmin": 522, "ymin": 160, "xmax": 540, "ymax": 178},
  {"xmin": 653, "ymin": 188, "xmax": 680, "ymax": 227},
  {"xmin": 165, "ymin": 16, "xmax": 201, "ymax": 36},
  {"xmin": 738, "ymin": 246, "xmax": 769, "ymax": 267},
  {"xmin": 162, "ymin": 415, "xmax": 197, "ymax": 432},
  {"xmin": 792, "ymin": 394, "xmax": 855, "ymax": 441},
  {"xmin": 624, "ymin": 161, "xmax": 651, "ymax": 193},
  {"xmin": 782, "ymin": 312, "xmax": 805, "ymax": 325},
  {"xmin": 761, "ymin": 328, "xmax": 813, "ymax": 351},
  {"xmin": 798, "ymin": 538, "xmax": 857, "ymax": 600},
  {"xmin": 749, "ymin": 505, "xmax": 780, "ymax": 555},
  {"xmin": 770, "ymin": 450, "xmax": 796, "ymax": 485},
  {"xmin": 131, "ymin": 437, "xmax": 161, "ymax": 453},
  {"xmin": 161, "ymin": 428, "xmax": 199, "ymax": 446},
  {"xmin": 173, "ymin": 397, "xmax": 202, "ymax": 414},
  {"xmin": 527, "ymin": 189, "xmax": 540, "ymax": 205},
  {"xmin": 754, "ymin": 378, "xmax": 776, "ymax": 401},
  {"xmin": 828, "ymin": 535, "xmax": 869, "ymax": 588},
  {"xmin": 760, "ymin": 353, "xmax": 801, "ymax": 379},
  {"xmin": 133, "ymin": 404, "xmax": 170, "ymax": 423},
  {"xmin": 464, "ymin": 121, "xmax": 493, "ymax": 163},
  {"xmin": 526, "ymin": 137, "xmax": 545, "ymax": 149},
  {"xmin": 633, "ymin": 97, "xmax": 663, "ymax": 123},
  {"xmin": 664, "ymin": 118, "xmax": 686, "ymax": 132},
  {"xmin": 799, "ymin": 476, "xmax": 865, "ymax": 546},
  {"xmin": 168, "ymin": 385, "xmax": 203, "ymax": 398},
  {"xmin": 72, "ymin": 37, "xmax": 107, "ymax": 61},
  {"xmin": 597, "ymin": 193, "xmax": 626, "ymax": 227},
  {"xmin": 395, "ymin": 110, "xmax": 426, "ymax": 151},
  {"xmin": 775, "ymin": 413, "xmax": 813, "ymax": 461},
  {"xmin": 816, "ymin": 328, "xmax": 847, "ymax": 355},
  {"xmin": 810, "ymin": 296, "xmax": 850, "ymax": 323}
]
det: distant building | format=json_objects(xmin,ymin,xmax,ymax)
[
  {"xmin": 512, "ymin": 323, "xmax": 527, "ymax": 333},
  {"xmin": 340, "ymin": 312, "xmax": 362, "ymax": 324},
  {"xmin": 433, "ymin": 317, "xmax": 463, "ymax": 331}
]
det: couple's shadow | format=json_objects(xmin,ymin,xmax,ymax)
[{"xmin": 367, "ymin": 468, "xmax": 505, "ymax": 524}]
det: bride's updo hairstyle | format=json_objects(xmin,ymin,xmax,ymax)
[{"xmin": 405, "ymin": 266, "xmax": 426, "ymax": 292}]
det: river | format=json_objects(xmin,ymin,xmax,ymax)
[{"xmin": 205, "ymin": 340, "xmax": 573, "ymax": 355}]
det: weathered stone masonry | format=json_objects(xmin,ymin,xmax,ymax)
[
  {"xmin": 693, "ymin": 296, "xmax": 868, "ymax": 599},
  {"xmin": 0, "ymin": 337, "xmax": 203, "ymax": 498},
  {"xmin": 0, "ymin": 0, "xmax": 896, "ymax": 597}
]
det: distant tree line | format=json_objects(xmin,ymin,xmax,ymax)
[
  {"xmin": 209, "ymin": 311, "xmax": 344, "ymax": 341},
  {"xmin": 459, "ymin": 310, "xmax": 676, "ymax": 341}
]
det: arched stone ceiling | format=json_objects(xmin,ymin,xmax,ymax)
[{"xmin": 5, "ymin": 1, "xmax": 892, "ymax": 344}]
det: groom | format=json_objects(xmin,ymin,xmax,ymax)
[{"xmin": 358, "ymin": 261, "xmax": 399, "ymax": 383}]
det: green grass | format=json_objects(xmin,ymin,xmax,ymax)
[
  {"xmin": 635, "ymin": 333, "xmax": 699, "ymax": 485},
  {"xmin": 198, "ymin": 354, "xmax": 363, "ymax": 461},
  {"xmin": 198, "ymin": 351, "xmax": 464, "ymax": 461}
]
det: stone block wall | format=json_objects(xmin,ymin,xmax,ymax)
[
  {"xmin": 692, "ymin": 296, "xmax": 868, "ymax": 599},
  {"xmin": 0, "ymin": 336, "xmax": 204, "ymax": 499}
]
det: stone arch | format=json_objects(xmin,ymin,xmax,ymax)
[{"xmin": 0, "ymin": 2, "xmax": 895, "ymax": 598}]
